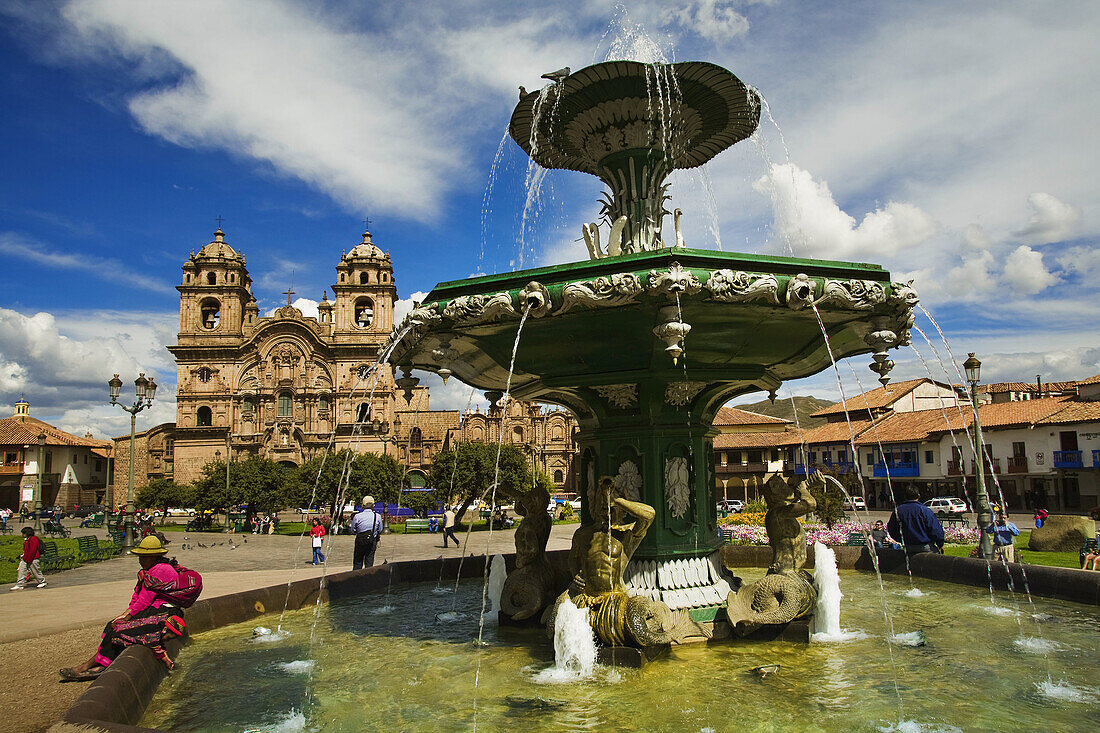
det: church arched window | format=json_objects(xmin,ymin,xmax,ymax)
[
  {"xmin": 318, "ymin": 395, "xmax": 330, "ymax": 413},
  {"xmin": 553, "ymin": 469, "xmax": 564, "ymax": 483},
  {"xmin": 410, "ymin": 427, "xmax": 422, "ymax": 448},
  {"xmin": 206, "ymin": 272, "xmax": 216, "ymax": 285},
  {"xmin": 278, "ymin": 393, "xmax": 292, "ymax": 418},
  {"xmin": 197, "ymin": 406, "xmax": 212, "ymax": 427},
  {"xmin": 354, "ymin": 298, "xmax": 374, "ymax": 328},
  {"xmin": 512, "ymin": 426, "xmax": 524, "ymax": 443},
  {"xmin": 200, "ymin": 299, "xmax": 220, "ymax": 329},
  {"xmin": 356, "ymin": 403, "xmax": 371, "ymax": 423},
  {"xmin": 359, "ymin": 272, "xmax": 369, "ymax": 284}
]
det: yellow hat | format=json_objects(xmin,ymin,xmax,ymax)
[{"xmin": 131, "ymin": 535, "xmax": 169, "ymax": 555}]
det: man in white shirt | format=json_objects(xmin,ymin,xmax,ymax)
[
  {"xmin": 442, "ymin": 506, "xmax": 459, "ymax": 548},
  {"xmin": 350, "ymin": 495, "xmax": 382, "ymax": 569}
]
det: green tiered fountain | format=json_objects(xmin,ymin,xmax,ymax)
[{"xmin": 386, "ymin": 61, "xmax": 916, "ymax": 646}]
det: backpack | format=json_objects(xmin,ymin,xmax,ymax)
[{"xmin": 141, "ymin": 562, "xmax": 204, "ymax": 608}]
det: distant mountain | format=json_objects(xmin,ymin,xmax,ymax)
[{"xmin": 732, "ymin": 396, "xmax": 836, "ymax": 429}]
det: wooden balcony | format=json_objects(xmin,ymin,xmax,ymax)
[
  {"xmin": 717, "ymin": 462, "xmax": 767, "ymax": 475},
  {"xmin": 1007, "ymin": 456, "xmax": 1028, "ymax": 473},
  {"xmin": 969, "ymin": 458, "xmax": 1001, "ymax": 475},
  {"xmin": 946, "ymin": 460, "xmax": 963, "ymax": 476},
  {"xmin": 0, "ymin": 463, "xmax": 26, "ymax": 476}
]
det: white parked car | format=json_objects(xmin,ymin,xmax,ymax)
[
  {"xmin": 717, "ymin": 499, "xmax": 745, "ymax": 513},
  {"xmin": 925, "ymin": 497, "xmax": 968, "ymax": 517},
  {"xmin": 845, "ymin": 496, "xmax": 867, "ymax": 511}
]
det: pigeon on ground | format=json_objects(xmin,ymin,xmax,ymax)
[{"xmin": 541, "ymin": 67, "xmax": 570, "ymax": 83}]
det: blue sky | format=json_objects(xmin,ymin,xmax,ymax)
[{"xmin": 1, "ymin": 0, "xmax": 1097, "ymax": 438}]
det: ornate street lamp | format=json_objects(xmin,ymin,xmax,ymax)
[
  {"xmin": 108, "ymin": 372, "xmax": 157, "ymax": 550},
  {"xmin": 963, "ymin": 354, "xmax": 993, "ymax": 559},
  {"xmin": 35, "ymin": 433, "xmax": 46, "ymax": 531}
]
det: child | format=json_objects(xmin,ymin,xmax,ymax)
[{"xmin": 11, "ymin": 526, "xmax": 47, "ymax": 590}]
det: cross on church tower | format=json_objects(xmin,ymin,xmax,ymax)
[
  {"xmin": 363, "ymin": 217, "xmax": 371, "ymax": 231},
  {"xmin": 215, "ymin": 215, "xmax": 225, "ymax": 228},
  {"xmin": 283, "ymin": 286, "xmax": 295, "ymax": 307}
]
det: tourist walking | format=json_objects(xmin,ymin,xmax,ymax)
[
  {"xmin": 309, "ymin": 518, "xmax": 326, "ymax": 565},
  {"xmin": 58, "ymin": 536, "xmax": 194, "ymax": 681},
  {"xmin": 886, "ymin": 485, "xmax": 945, "ymax": 555},
  {"xmin": 11, "ymin": 526, "xmax": 46, "ymax": 590},
  {"xmin": 442, "ymin": 505, "xmax": 459, "ymax": 548},
  {"xmin": 350, "ymin": 496, "xmax": 382, "ymax": 569},
  {"xmin": 987, "ymin": 513, "xmax": 1020, "ymax": 563},
  {"xmin": 1033, "ymin": 508, "xmax": 1048, "ymax": 529}
]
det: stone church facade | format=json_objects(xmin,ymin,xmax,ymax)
[{"xmin": 112, "ymin": 228, "xmax": 578, "ymax": 494}]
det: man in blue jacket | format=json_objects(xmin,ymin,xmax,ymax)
[
  {"xmin": 887, "ymin": 485, "xmax": 945, "ymax": 555},
  {"xmin": 987, "ymin": 513, "xmax": 1020, "ymax": 563}
]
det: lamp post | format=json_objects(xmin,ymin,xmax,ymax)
[
  {"xmin": 963, "ymin": 353, "xmax": 993, "ymax": 560},
  {"xmin": 108, "ymin": 372, "xmax": 157, "ymax": 550},
  {"xmin": 35, "ymin": 433, "xmax": 46, "ymax": 531}
]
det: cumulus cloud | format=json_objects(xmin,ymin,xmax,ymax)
[
  {"xmin": 661, "ymin": 1, "xmax": 751, "ymax": 43},
  {"xmin": 393, "ymin": 291, "xmax": 430, "ymax": 327},
  {"xmin": 264, "ymin": 298, "xmax": 318, "ymax": 319},
  {"xmin": 0, "ymin": 307, "xmax": 177, "ymax": 438},
  {"xmin": 1002, "ymin": 245, "xmax": 1058, "ymax": 295},
  {"xmin": 753, "ymin": 163, "xmax": 938, "ymax": 260},
  {"xmin": 0, "ymin": 231, "xmax": 174, "ymax": 294},
  {"xmin": 1056, "ymin": 244, "xmax": 1100, "ymax": 279},
  {"xmin": 1014, "ymin": 192, "xmax": 1081, "ymax": 246}
]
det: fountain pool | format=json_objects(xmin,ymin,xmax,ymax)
[{"xmin": 142, "ymin": 573, "xmax": 1099, "ymax": 732}]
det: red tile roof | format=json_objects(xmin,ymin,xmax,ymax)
[
  {"xmin": 1036, "ymin": 400, "xmax": 1100, "ymax": 425},
  {"xmin": 713, "ymin": 407, "xmax": 790, "ymax": 427},
  {"xmin": 0, "ymin": 415, "xmax": 111, "ymax": 448},
  {"xmin": 798, "ymin": 419, "xmax": 875, "ymax": 445},
  {"xmin": 1076, "ymin": 374, "xmax": 1100, "ymax": 386},
  {"xmin": 979, "ymin": 380, "xmax": 1077, "ymax": 394},
  {"xmin": 810, "ymin": 379, "xmax": 931, "ymax": 417},
  {"xmin": 713, "ymin": 430, "xmax": 802, "ymax": 449}
]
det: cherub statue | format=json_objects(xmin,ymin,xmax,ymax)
[
  {"xmin": 762, "ymin": 470, "xmax": 821, "ymax": 574},
  {"xmin": 500, "ymin": 482, "xmax": 562, "ymax": 620}
]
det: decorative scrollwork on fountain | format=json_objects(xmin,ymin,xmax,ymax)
[
  {"xmin": 518, "ymin": 281, "xmax": 552, "ymax": 317},
  {"xmin": 725, "ymin": 471, "xmax": 821, "ymax": 631},
  {"xmin": 865, "ymin": 315, "xmax": 898, "ymax": 387},
  {"xmin": 816, "ymin": 279, "xmax": 886, "ymax": 311},
  {"xmin": 704, "ymin": 270, "xmax": 780, "ymax": 304},
  {"xmin": 886, "ymin": 280, "xmax": 919, "ymax": 347},
  {"xmin": 593, "ymin": 384, "xmax": 638, "ymax": 410},
  {"xmin": 557, "ymin": 273, "xmax": 644, "ymax": 313},
  {"xmin": 442, "ymin": 292, "xmax": 518, "ymax": 325},
  {"xmin": 664, "ymin": 380, "xmax": 706, "ymax": 406},
  {"xmin": 612, "ymin": 460, "xmax": 642, "ymax": 503},
  {"xmin": 664, "ymin": 457, "xmax": 691, "ymax": 519},
  {"xmin": 653, "ymin": 305, "xmax": 691, "ymax": 366},
  {"xmin": 647, "ymin": 262, "xmax": 702, "ymax": 298}
]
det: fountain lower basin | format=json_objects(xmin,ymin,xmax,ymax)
[{"xmin": 141, "ymin": 570, "xmax": 1100, "ymax": 732}]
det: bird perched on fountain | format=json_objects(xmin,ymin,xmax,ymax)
[
  {"xmin": 518, "ymin": 85, "xmax": 527, "ymax": 98},
  {"xmin": 541, "ymin": 67, "xmax": 570, "ymax": 83}
]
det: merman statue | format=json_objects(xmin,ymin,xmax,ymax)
[
  {"xmin": 726, "ymin": 471, "xmax": 822, "ymax": 631},
  {"xmin": 500, "ymin": 482, "xmax": 565, "ymax": 620},
  {"xmin": 547, "ymin": 476, "xmax": 698, "ymax": 647}
]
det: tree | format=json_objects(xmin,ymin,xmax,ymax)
[
  {"xmin": 193, "ymin": 456, "xmax": 291, "ymax": 522},
  {"xmin": 428, "ymin": 442, "xmax": 533, "ymax": 524},
  {"xmin": 135, "ymin": 479, "xmax": 194, "ymax": 520},
  {"xmin": 809, "ymin": 467, "xmax": 857, "ymax": 528},
  {"xmin": 294, "ymin": 450, "xmax": 408, "ymax": 514}
]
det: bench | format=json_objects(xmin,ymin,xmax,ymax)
[
  {"xmin": 403, "ymin": 518, "xmax": 431, "ymax": 533},
  {"xmin": 79, "ymin": 514, "xmax": 105, "ymax": 529},
  {"xmin": 1080, "ymin": 538, "xmax": 1098, "ymax": 569},
  {"xmin": 0, "ymin": 524, "xmax": 13, "ymax": 535},
  {"xmin": 186, "ymin": 517, "xmax": 216, "ymax": 532},
  {"xmin": 40, "ymin": 539, "xmax": 75, "ymax": 572},
  {"xmin": 941, "ymin": 516, "xmax": 970, "ymax": 528},
  {"xmin": 43, "ymin": 520, "xmax": 70, "ymax": 538},
  {"xmin": 77, "ymin": 535, "xmax": 114, "ymax": 561},
  {"xmin": 107, "ymin": 527, "xmax": 127, "ymax": 549},
  {"xmin": 846, "ymin": 531, "xmax": 868, "ymax": 547}
]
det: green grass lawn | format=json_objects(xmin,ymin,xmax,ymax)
[
  {"xmin": 942, "ymin": 530, "xmax": 1084, "ymax": 569},
  {"xmin": 0, "ymin": 535, "xmax": 91, "ymax": 584}
]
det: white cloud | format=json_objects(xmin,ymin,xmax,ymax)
[
  {"xmin": 1057, "ymin": 245, "xmax": 1100, "ymax": 279},
  {"xmin": 753, "ymin": 163, "xmax": 938, "ymax": 260},
  {"xmin": 393, "ymin": 291, "xmax": 430, "ymax": 327},
  {"xmin": 264, "ymin": 298, "xmax": 318, "ymax": 319},
  {"xmin": 1002, "ymin": 245, "xmax": 1058, "ymax": 295},
  {"xmin": 62, "ymin": 0, "xmax": 468, "ymax": 221},
  {"xmin": 1015, "ymin": 192, "xmax": 1082, "ymax": 246},
  {"xmin": 0, "ymin": 307, "xmax": 177, "ymax": 438},
  {"xmin": 661, "ymin": 1, "xmax": 751, "ymax": 43},
  {"xmin": 0, "ymin": 231, "xmax": 174, "ymax": 294}
]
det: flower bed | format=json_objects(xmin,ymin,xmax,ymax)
[{"xmin": 722, "ymin": 521, "xmax": 980, "ymax": 547}]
